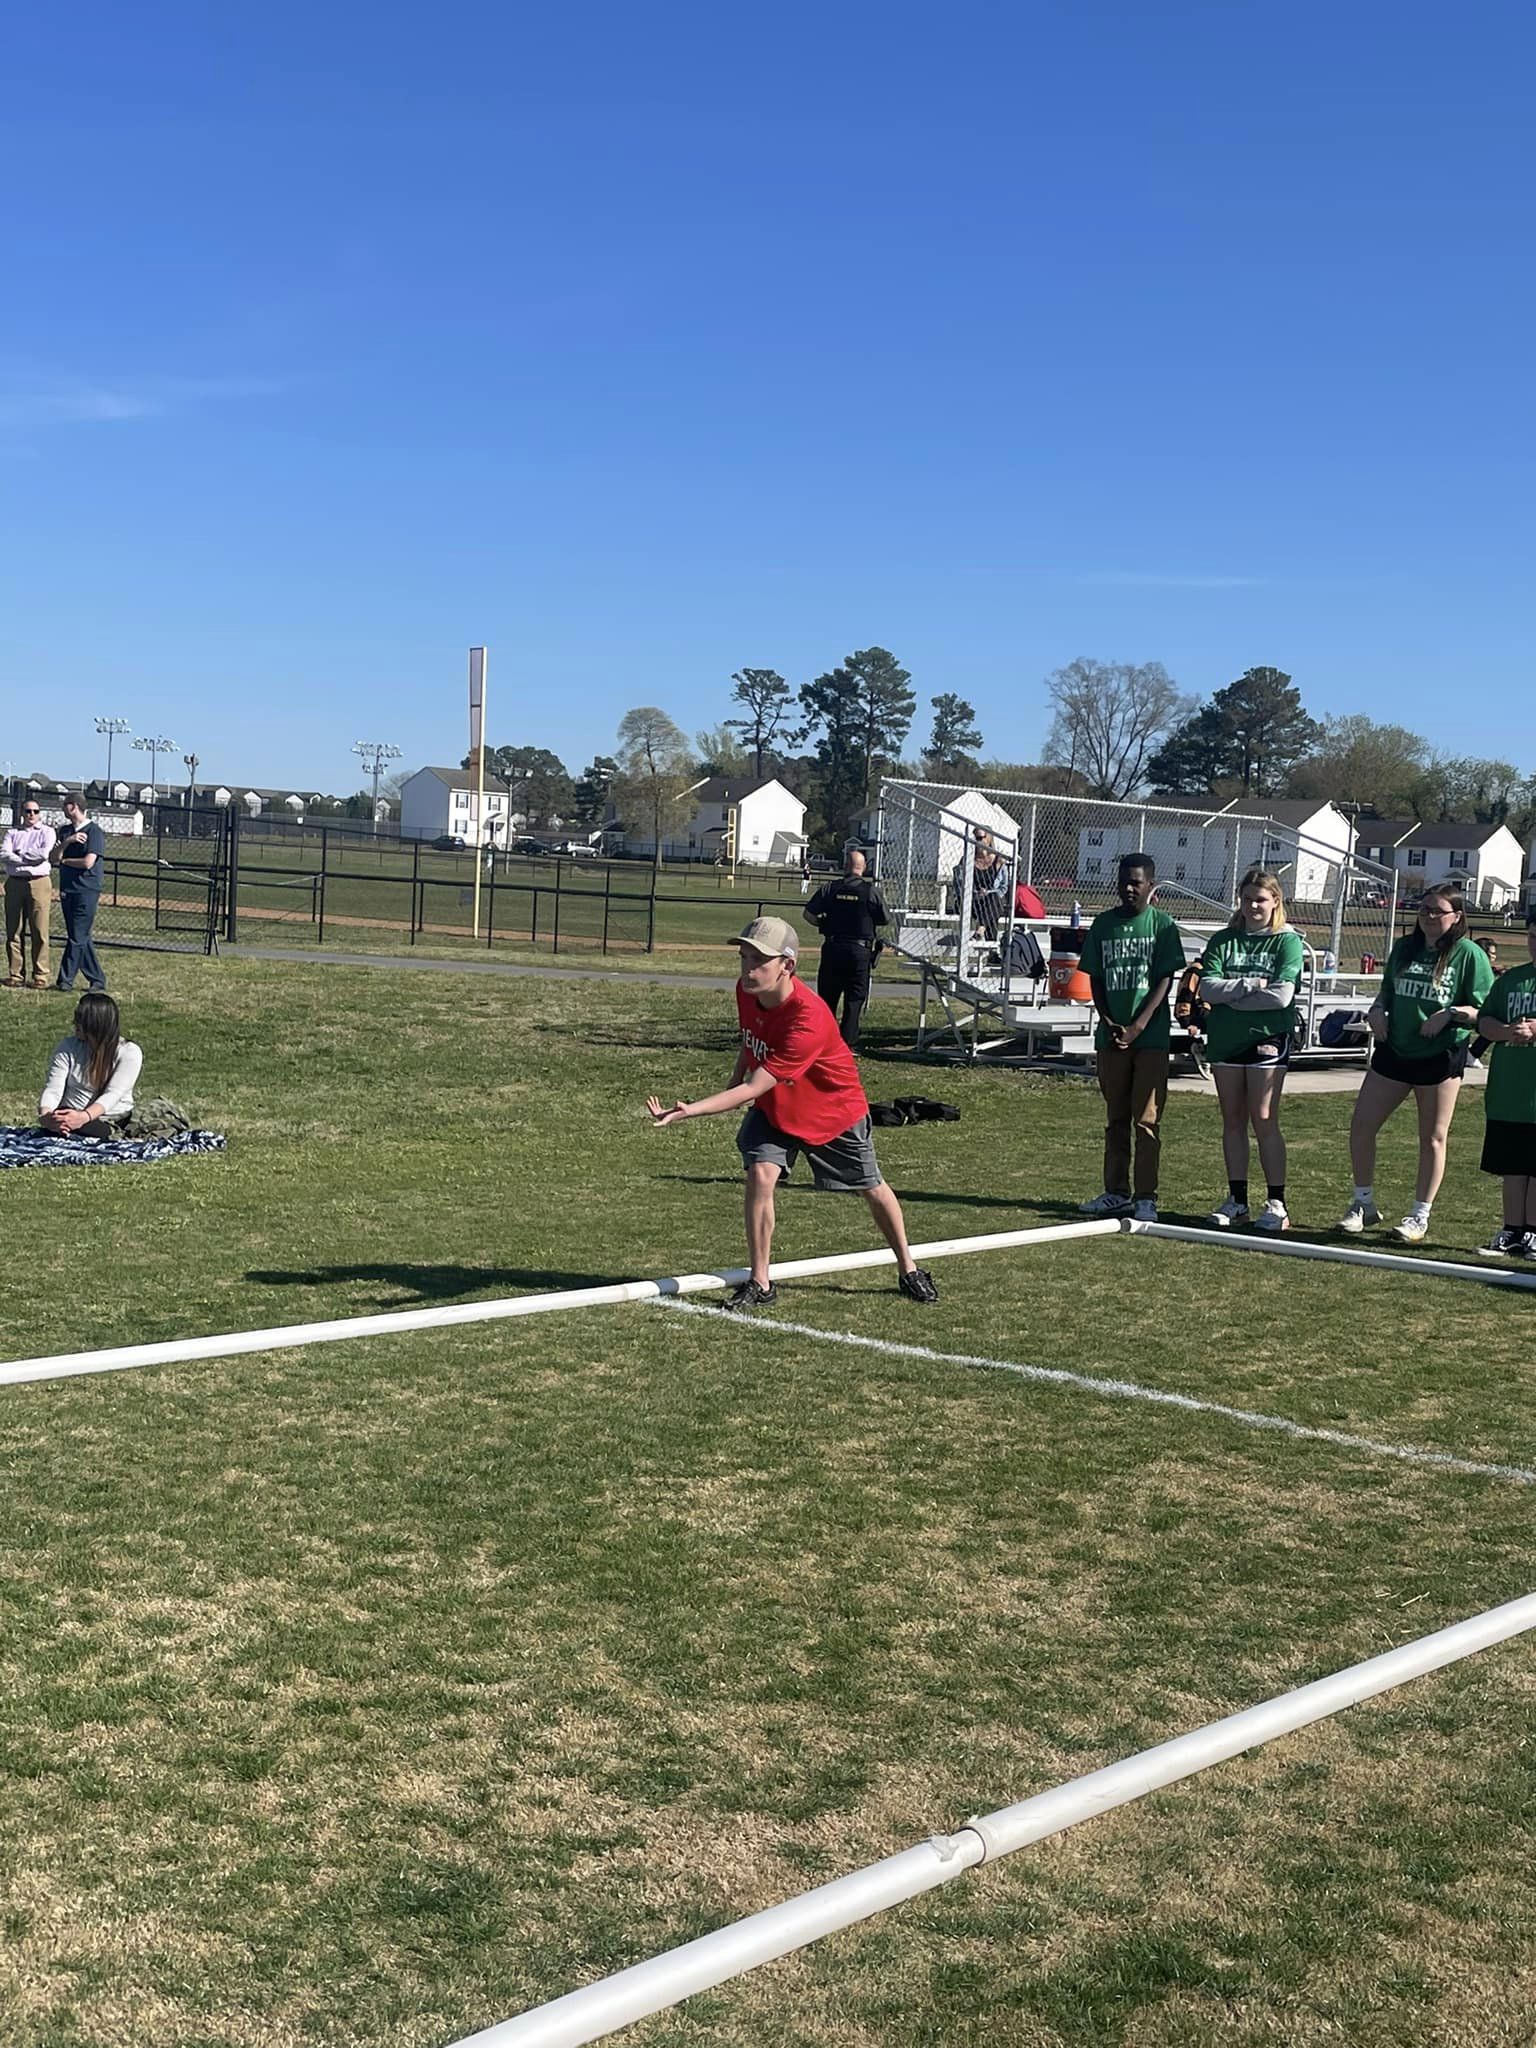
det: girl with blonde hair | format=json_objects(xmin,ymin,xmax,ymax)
[{"xmin": 1200, "ymin": 869, "xmax": 1305, "ymax": 1232}]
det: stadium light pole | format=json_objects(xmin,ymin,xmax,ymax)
[
  {"xmin": 95, "ymin": 715, "xmax": 131, "ymax": 796},
  {"xmin": 353, "ymin": 740, "xmax": 402, "ymax": 837},
  {"xmin": 183, "ymin": 752, "xmax": 200, "ymax": 812},
  {"xmin": 132, "ymin": 734, "xmax": 178, "ymax": 800}
]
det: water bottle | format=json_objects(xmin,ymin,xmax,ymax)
[{"xmin": 1071, "ymin": 900, "xmax": 1082, "ymax": 929}]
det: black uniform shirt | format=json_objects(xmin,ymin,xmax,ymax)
[{"xmin": 806, "ymin": 875, "xmax": 888, "ymax": 944}]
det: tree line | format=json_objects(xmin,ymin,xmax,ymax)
[
  {"xmin": 461, "ymin": 650, "xmax": 988, "ymax": 862},
  {"xmin": 449, "ymin": 651, "xmax": 1535, "ymax": 861}
]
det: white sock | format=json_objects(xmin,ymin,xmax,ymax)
[
  {"xmin": 1352, "ymin": 1184, "xmax": 1374, "ymax": 1205},
  {"xmin": 1409, "ymin": 1199, "xmax": 1432, "ymax": 1221}
]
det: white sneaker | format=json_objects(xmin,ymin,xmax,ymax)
[
  {"xmin": 1079, "ymin": 1190, "xmax": 1133, "ymax": 1216},
  {"xmin": 1131, "ymin": 1198, "xmax": 1158, "ymax": 1223},
  {"xmin": 1465, "ymin": 1055, "xmax": 1484, "ymax": 1071},
  {"xmin": 1337, "ymin": 1201, "xmax": 1382, "ymax": 1235},
  {"xmin": 1393, "ymin": 1212, "xmax": 1430, "ymax": 1244},
  {"xmin": 1205, "ymin": 1198, "xmax": 1249, "ymax": 1228},
  {"xmin": 1253, "ymin": 1198, "xmax": 1290, "ymax": 1234}
]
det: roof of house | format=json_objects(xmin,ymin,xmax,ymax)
[
  {"xmin": 688, "ymin": 774, "xmax": 801, "ymax": 807},
  {"xmin": 412, "ymin": 765, "xmax": 512, "ymax": 792},
  {"xmin": 1177, "ymin": 797, "xmax": 1341, "ymax": 828},
  {"xmin": 1355, "ymin": 818, "xmax": 1509, "ymax": 851}
]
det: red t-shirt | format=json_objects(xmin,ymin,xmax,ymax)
[{"xmin": 736, "ymin": 977, "xmax": 869, "ymax": 1144}]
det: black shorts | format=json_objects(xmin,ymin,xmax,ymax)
[
  {"xmin": 1370, "ymin": 1042, "xmax": 1469, "ymax": 1087},
  {"xmin": 1213, "ymin": 1037, "xmax": 1292, "ymax": 1070},
  {"xmin": 1480, "ymin": 1119, "xmax": 1536, "ymax": 1177}
]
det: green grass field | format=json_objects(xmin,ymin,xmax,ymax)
[{"xmin": 0, "ymin": 955, "xmax": 1531, "ymax": 2047}]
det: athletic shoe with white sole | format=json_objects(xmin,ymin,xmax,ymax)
[
  {"xmin": 1393, "ymin": 1212, "xmax": 1430, "ymax": 1245},
  {"xmin": 1204, "ymin": 1198, "xmax": 1249, "ymax": 1229},
  {"xmin": 1079, "ymin": 1190, "xmax": 1134, "ymax": 1217},
  {"xmin": 1337, "ymin": 1201, "xmax": 1382, "ymax": 1234},
  {"xmin": 1476, "ymin": 1227, "xmax": 1529, "ymax": 1259},
  {"xmin": 1253, "ymin": 1199, "xmax": 1291, "ymax": 1234},
  {"xmin": 723, "ymin": 1279, "xmax": 778, "ymax": 1312},
  {"xmin": 898, "ymin": 1266, "xmax": 940, "ymax": 1304},
  {"xmin": 1131, "ymin": 1198, "xmax": 1158, "ymax": 1223}
]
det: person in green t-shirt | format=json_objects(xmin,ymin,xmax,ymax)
[
  {"xmin": 1197, "ymin": 868, "xmax": 1306, "ymax": 1234},
  {"xmin": 1338, "ymin": 880, "xmax": 1495, "ymax": 1245},
  {"xmin": 1472, "ymin": 909, "xmax": 1536, "ymax": 1259},
  {"xmin": 1076, "ymin": 852, "xmax": 1187, "ymax": 1221}
]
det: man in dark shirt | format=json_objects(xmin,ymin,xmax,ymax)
[
  {"xmin": 54, "ymin": 793, "xmax": 108, "ymax": 992},
  {"xmin": 804, "ymin": 847, "xmax": 888, "ymax": 1048}
]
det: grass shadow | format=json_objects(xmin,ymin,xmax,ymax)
[{"xmin": 245, "ymin": 1262, "xmax": 626, "ymax": 1306}]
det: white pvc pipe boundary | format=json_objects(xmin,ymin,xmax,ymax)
[
  {"xmin": 449, "ymin": 1591, "xmax": 1536, "ymax": 2048},
  {"xmin": 0, "ymin": 1220, "xmax": 1117, "ymax": 1390},
  {"xmin": 1128, "ymin": 1218, "xmax": 1536, "ymax": 1292}
]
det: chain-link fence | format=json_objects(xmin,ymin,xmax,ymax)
[
  {"xmin": 872, "ymin": 779, "xmax": 1408, "ymax": 1059},
  {"xmin": 875, "ymin": 779, "xmax": 1402, "ymax": 971}
]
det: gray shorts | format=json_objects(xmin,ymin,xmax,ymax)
[{"xmin": 736, "ymin": 1104, "xmax": 883, "ymax": 1192}]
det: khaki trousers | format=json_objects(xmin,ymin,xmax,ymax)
[
  {"xmin": 1096, "ymin": 1042, "xmax": 1170, "ymax": 1199},
  {"xmin": 4, "ymin": 874, "xmax": 50, "ymax": 983}
]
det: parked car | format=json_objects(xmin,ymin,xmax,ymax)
[
  {"xmin": 556, "ymin": 840, "xmax": 597, "ymax": 858},
  {"xmin": 430, "ymin": 834, "xmax": 467, "ymax": 850},
  {"xmin": 509, "ymin": 836, "xmax": 550, "ymax": 856}
]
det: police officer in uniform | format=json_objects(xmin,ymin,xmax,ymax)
[{"xmin": 804, "ymin": 847, "xmax": 888, "ymax": 1048}]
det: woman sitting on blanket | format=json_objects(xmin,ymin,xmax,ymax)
[{"xmin": 39, "ymin": 993, "xmax": 143, "ymax": 1138}]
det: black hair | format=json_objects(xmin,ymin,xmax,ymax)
[{"xmin": 1119, "ymin": 852, "xmax": 1155, "ymax": 881}]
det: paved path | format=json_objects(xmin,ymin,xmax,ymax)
[{"xmin": 1168, "ymin": 1062, "xmax": 1487, "ymax": 1095}]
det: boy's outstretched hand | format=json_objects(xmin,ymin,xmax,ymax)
[{"xmin": 646, "ymin": 1096, "xmax": 690, "ymax": 1127}]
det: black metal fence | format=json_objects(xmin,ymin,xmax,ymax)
[{"xmin": 4, "ymin": 790, "xmax": 821, "ymax": 958}]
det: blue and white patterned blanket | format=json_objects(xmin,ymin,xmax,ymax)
[{"xmin": 0, "ymin": 1126, "xmax": 227, "ymax": 1170}]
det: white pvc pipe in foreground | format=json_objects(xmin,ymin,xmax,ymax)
[
  {"xmin": 450, "ymin": 1591, "xmax": 1536, "ymax": 2048},
  {"xmin": 0, "ymin": 1220, "xmax": 1116, "ymax": 1390},
  {"xmin": 1129, "ymin": 1219, "xmax": 1536, "ymax": 1292}
]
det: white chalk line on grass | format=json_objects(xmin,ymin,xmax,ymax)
[{"xmin": 660, "ymin": 1300, "xmax": 1536, "ymax": 1487}]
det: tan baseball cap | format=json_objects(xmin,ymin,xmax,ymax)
[{"xmin": 732, "ymin": 916, "xmax": 799, "ymax": 961}]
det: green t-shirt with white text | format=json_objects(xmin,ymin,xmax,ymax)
[
  {"xmin": 1199, "ymin": 925, "xmax": 1306, "ymax": 1064},
  {"xmin": 1078, "ymin": 905, "xmax": 1186, "ymax": 1052},
  {"xmin": 1380, "ymin": 934, "xmax": 1494, "ymax": 1061},
  {"xmin": 1482, "ymin": 961, "xmax": 1536, "ymax": 1125}
]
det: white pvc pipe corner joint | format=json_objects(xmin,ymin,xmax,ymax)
[{"xmin": 449, "ymin": 1592, "xmax": 1536, "ymax": 2048}]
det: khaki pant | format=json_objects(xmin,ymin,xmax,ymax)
[
  {"xmin": 1096, "ymin": 1042, "xmax": 1170, "ymax": 1199},
  {"xmin": 4, "ymin": 874, "xmax": 50, "ymax": 984}
]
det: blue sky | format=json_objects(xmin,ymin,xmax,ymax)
[{"xmin": 3, "ymin": 0, "xmax": 1532, "ymax": 793}]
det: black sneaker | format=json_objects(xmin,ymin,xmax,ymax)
[
  {"xmin": 1476, "ymin": 1227, "xmax": 1528, "ymax": 1259},
  {"xmin": 723, "ymin": 1279, "xmax": 777, "ymax": 1312},
  {"xmin": 898, "ymin": 1266, "xmax": 940, "ymax": 1304}
]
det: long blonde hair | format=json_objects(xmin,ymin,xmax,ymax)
[{"xmin": 1228, "ymin": 867, "xmax": 1288, "ymax": 932}]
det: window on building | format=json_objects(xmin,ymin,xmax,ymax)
[
  {"xmin": 1448, "ymin": 850, "xmax": 1469, "ymax": 870},
  {"xmin": 1177, "ymin": 831, "xmax": 1189, "ymax": 848},
  {"xmin": 1087, "ymin": 829, "xmax": 1104, "ymax": 846},
  {"xmin": 454, "ymin": 791, "xmax": 469, "ymax": 808},
  {"xmin": 1084, "ymin": 857, "xmax": 1102, "ymax": 876},
  {"xmin": 1407, "ymin": 848, "xmax": 1427, "ymax": 868},
  {"xmin": 1175, "ymin": 863, "xmax": 1187, "ymax": 882}
]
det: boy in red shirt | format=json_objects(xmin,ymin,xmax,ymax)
[{"xmin": 647, "ymin": 916, "xmax": 939, "ymax": 1311}]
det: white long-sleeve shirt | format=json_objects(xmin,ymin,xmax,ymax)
[{"xmin": 39, "ymin": 1037, "xmax": 144, "ymax": 1120}]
